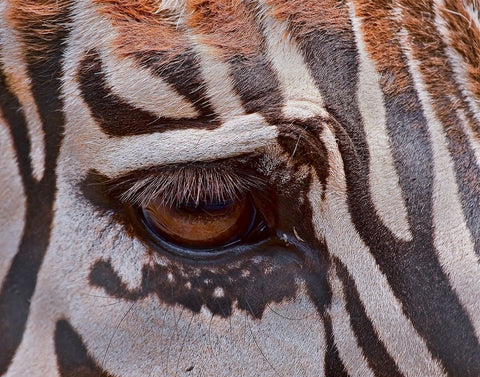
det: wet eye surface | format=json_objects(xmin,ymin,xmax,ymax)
[{"xmin": 140, "ymin": 195, "xmax": 269, "ymax": 258}]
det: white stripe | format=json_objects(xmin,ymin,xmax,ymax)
[
  {"xmin": 349, "ymin": 1, "xmax": 412, "ymax": 242},
  {"xmin": 0, "ymin": 115, "xmax": 26, "ymax": 289},
  {"xmin": 329, "ymin": 270, "xmax": 375, "ymax": 377},
  {"xmin": 192, "ymin": 44, "xmax": 246, "ymax": 121},
  {"xmin": 102, "ymin": 51, "xmax": 199, "ymax": 120},
  {"xmin": 0, "ymin": 2, "xmax": 45, "ymax": 181},
  {"xmin": 401, "ymin": 25, "xmax": 480, "ymax": 341},
  {"xmin": 90, "ymin": 114, "xmax": 277, "ymax": 177},
  {"xmin": 261, "ymin": 7, "xmax": 328, "ymax": 120},
  {"xmin": 456, "ymin": 107, "xmax": 480, "ymax": 166},
  {"xmin": 309, "ymin": 125, "xmax": 446, "ymax": 377}
]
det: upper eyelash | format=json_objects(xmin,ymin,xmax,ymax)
[{"xmin": 106, "ymin": 164, "xmax": 267, "ymax": 208}]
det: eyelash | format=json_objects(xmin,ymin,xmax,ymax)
[{"xmin": 108, "ymin": 163, "xmax": 267, "ymax": 208}]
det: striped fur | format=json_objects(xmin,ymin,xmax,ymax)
[{"xmin": 0, "ymin": 0, "xmax": 479, "ymax": 376}]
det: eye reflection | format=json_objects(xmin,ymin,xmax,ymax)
[{"xmin": 142, "ymin": 197, "xmax": 258, "ymax": 250}]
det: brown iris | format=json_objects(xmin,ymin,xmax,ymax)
[{"xmin": 142, "ymin": 197, "xmax": 256, "ymax": 250}]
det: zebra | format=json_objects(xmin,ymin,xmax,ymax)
[{"xmin": 1, "ymin": 0, "xmax": 479, "ymax": 375}]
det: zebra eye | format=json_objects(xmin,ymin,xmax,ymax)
[{"xmin": 141, "ymin": 196, "xmax": 266, "ymax": 254}]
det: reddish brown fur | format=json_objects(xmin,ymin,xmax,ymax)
[
  {"xmin": 352, "ymin": 0, "xmax": 413, "ymax": 98},
  {"xmin": 92, "ymin": 0, "xmax": 188, "ymax": 61},
  {"xmin": 7, "ymin": 0, "xmax": 71, "ymax": 62},
  {"xmin": 185, "ymin": 0, "xmax": 263, "ymax": 58},
  {"xmin": 399, "ymin": 0, "xmax": 469, "ymax": 119},
  {"xmin": 264, "ymin": 0, "xmax": 351, "ymax": 36},
  {"xmin": 439, "ymin": 0, "xmax": 480, "ymax": 136}
]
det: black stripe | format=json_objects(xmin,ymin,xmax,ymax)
[
  {"xmin": 0, "ymin": 4, "xmax": 72, "ymax": 374},
  {"xmin": 55, "ymin": 320, "xmax": 113, "ymax": 377},
  {"xmin": 323, "ymin": 314, "xmax": 350, "ymax": 377},
  {"xmin": 335, "ymin": 259, "xmax": 403, "ymax": 377},
  {"xmin": 379, "ymin": 63, "xmax": 480, "ymax": 376},
  {"xmin": 88, "ymin": 246, "xmax": 301, "ymax": 320},
  {"xmin": 78, "ymin": 51, "xmax": 219, "ymax": 136},
  {"xmin": 228, "ymin": 54, "xmax": 284, "ymax": 119},
  {"xmin": 287, "ymin": 14, "xmax": 480, "ymax": 376},
  {"xmin": 137, "ymin": 49, "xmax": 218, "ymax": 120},
  {"xmin": 0, "ymin": 67, "xmax": 34, "ymax": 193}
]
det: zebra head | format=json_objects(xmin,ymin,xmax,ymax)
[{"xmin": 1, "ymin": 0, "xmax": 479, "ymax": 376}]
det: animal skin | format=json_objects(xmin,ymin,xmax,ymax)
[{"xmin": 0, "ymin": 0, "xmax": 479, "ymax": 376}]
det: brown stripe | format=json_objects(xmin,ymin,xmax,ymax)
[
  {"xmin": 92, "ymin": 0, "xmax": 188, "ymax": 62},
  {"xmin": 440, "ymin": 0, "xmax": 480, "ymax": 123},
  {"xmin": 264, "ymin": 0, "xmax": 352, "ymax": 35},
  {"xmin": 351, "ymin": 1, "xmax": 413, "ymax": 97},
  {"xmin": 185, "ymin": 0, "xmax": 263, "ymax": 58},
  {"xmin": 7, "ymin": 1, "xmax": 70, "ymax": 63}
]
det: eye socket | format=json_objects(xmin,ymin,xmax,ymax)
[{"xmin": 141, "ymin": 196, "xmax": 268, "ymax": 253}]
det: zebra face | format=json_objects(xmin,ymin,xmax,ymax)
[{"xmin": 1, "ymin": 0, "xmax": 479, "ymax": 376}]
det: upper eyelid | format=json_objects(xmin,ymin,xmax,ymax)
[
  {"xmin": 87, "ymin": 113, "xmax": 278, "ymax": 178},
  {"xmin": 104, "ymin": 158, "xmax": 267, "ymax": 208}
]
